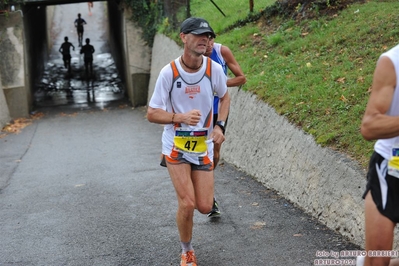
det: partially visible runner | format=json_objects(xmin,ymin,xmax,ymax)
[
  {"xmin": 359, "ymin": 43, "xmax": 399, "ymax": 266},
  {"xmin": 74, "ymin": 13, "xmax": 87, "ymax": 47},
  {"xmin": 88, "ymin": 2, "xmax": 93, "ymax": 16},
  {"xmin": 80, "ymin": 38, "xmax": 95, "ymax": 76},
  {"xmin": 204, "ymin": 32, "xmax": 246, "ymax": 217},
  {"xmin": 59, "ymin": 36, "xmax": 75, "ymax": 74},
  {"xmin": 147, "ymin": 17, "xmax": 230, "ymax": 266}
]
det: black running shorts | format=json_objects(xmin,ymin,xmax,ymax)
[
  {"xmin": 62, "ymin": 54, "xmax": 71, "ymax": 61},
  {"xmin": 363, "ymin": 151, "xmax": 399, "ymax": 223},
  {"xmin": 160, "ymin": 154, "xmax": 213, "ymax": 171}
]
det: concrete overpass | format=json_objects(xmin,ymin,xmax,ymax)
[{"xmin": 0, "ymin": 0, "xmax": 151, "ymax": 125}]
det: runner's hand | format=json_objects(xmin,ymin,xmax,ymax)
[
  {"xmin": 211, "ymin": 126, "xmax": 225, "ymax": 145},
  {"xmin": 182, "ymin": 109, "xmax": 201, "ymax": 126}
]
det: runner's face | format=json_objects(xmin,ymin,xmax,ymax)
[
  {"xmin": 205, "ymin": 38, "xmax": 215, "ymax": 56},
  {"xmin": 183, "ymin": 33, "xmax": 211, "ymax": 56}
]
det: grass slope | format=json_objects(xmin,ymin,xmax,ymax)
[{"xmin": 188, "ymin": 0, "xmax": 399, "ymax": 168}]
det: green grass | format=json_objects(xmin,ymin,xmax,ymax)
[
  {"xmin": 189, "ymin": 0, "xmax": 275, "ymax": 32},
  {"xmin": 184, "ymin": 0, "xmax": 399, "ymax": 168}
]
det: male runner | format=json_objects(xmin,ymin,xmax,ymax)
[
  {"xmin": 359, "ymin": 43, "xmax": 399, "ymax": 266},
  {"xmin": 204, "ymin": 31, "xmax": 246, "ymax": 217},
  {"xmin": 147, "ymin": 17, "xmax": 230, "ymax": 266},
  {"xmin": 74, "ymin": 13, "xmax": 87, "ymax": 47},
  {"xmin": 59, "ymin": 36, "xmax": 75, "ymax": 73},
  {"xmin": 80, "ymin": 38, "xmax": 95, "ymax": 76}
]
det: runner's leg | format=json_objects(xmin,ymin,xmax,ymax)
[
  {"xmin": 191, "ymin": 169, "xmax": 214, "ymax": 214},
  {"xmin": 167, "ymin": 162, "xmax": 195, "ymax": 243},
  {"xmin": 364, "ymin": 192, "xmax": 395, "ymax": 266},
  {"xmin": 67, "ymin": 58, "xmax": 71, "ymax": 73}
]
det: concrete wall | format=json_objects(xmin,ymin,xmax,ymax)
[
  {"xmin": 0, "ymin": 11, "xmax": 29, "ymax": 119},
  {"xmin": 46, "ymin": 6, "xmax": 56, "ymax": 49},
  {"xmin": 148, "ymin": 34, "xmax": 395, "ymax": 249},
  {"xmin": 225, "ymin": 88, "xmax": 367, "ymax": 245},
  {"xmin": 108, "ymin": 0, "xmax": 127, "ymax": 97},
  {"xmin": 107, "ymin": 4, "xmax": 151, "ymax": 107},
  {"xmin": 0, "ymin": 4, "xmax": 48, "ymax": 121},
  {"xmin": 147, "ymin": 34, "xmax": 182, "ymax": 104},
  {"xmin": 0, "ymin": 73, "xmax": 11, "ymax": 128},
  {"xmin": 123, "ymin": 9, "xmax": 151, "ymax": 107},
  {"xmin": 22, "ymin": 4, "xmax": 47, "ymax": 108}
]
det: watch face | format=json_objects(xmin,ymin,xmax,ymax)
[
  {"xmin": 217, "ymin": 121, "xmax": 225, "ymax": 127},
  {"xmin": 216, "ymin": 121, "xmax": 225, "ymax": 134}
]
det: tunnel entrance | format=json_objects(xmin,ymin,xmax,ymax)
[
  {"xmin": 1, "ymin": 0, "xmax": 151, "ymax": 119},
  {"xmin": 33, "ymin": 2, "xmax": 127, "ymax": 110}
]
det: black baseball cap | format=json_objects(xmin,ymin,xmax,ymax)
[{"xmin": 180, "ymin": 17, "xmax": 216, "ymax": 38}]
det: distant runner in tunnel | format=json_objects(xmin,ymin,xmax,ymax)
[
  {"xmin": 34, "ymin": 2, "xmax": 126, "ymax": 108},
  {"xmin": 59, "ymin": 36, "xmax": 75, "ymax": 74},
  {"xmin": 88, "ymin": 2, "xmax": 93, "ymax": 16},
  {"xmin": 80, "ymin": 38, "xmax": 95, "ymax": 77},
  {"xmin": 74, "ymin": 13, "xmax": 87, "ymax": 47}
]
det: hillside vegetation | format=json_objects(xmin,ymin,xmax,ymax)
[{"xmin": 184, "ymin": 0, "xmax": 399, "ymax": 168}]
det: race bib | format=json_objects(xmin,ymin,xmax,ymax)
[
  {"xmin": 388, "ymin": 147, "xmax": 399, "ymax": 178},
  {"xmin": 173, "ymin": 128, "xmax": 208, "ymax": 154}
]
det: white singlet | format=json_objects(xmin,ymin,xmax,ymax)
[
  {"xmin": 374, "ymin": 44, "xmax": 399, "ymax": 160},
  {"xmin": 149, "ymin": 55, "xmax": 227, "ymax": 165}
]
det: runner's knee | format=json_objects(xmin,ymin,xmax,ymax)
[
  {"xmin": 178, "ymin": 197, "xmax": 196, "ymax": 215},
  {"xmin": 197, "ymin": 202, "xmax": 212, "ymax": 214}
]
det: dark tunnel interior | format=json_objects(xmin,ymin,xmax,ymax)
[{"xmin": 21, "ymin": 0, "xmax": 129, "ymax": 109}]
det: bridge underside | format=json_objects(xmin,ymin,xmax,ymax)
[{"xmin": 0, "ymin": 0, "xmax": 151, "ymax": 119}]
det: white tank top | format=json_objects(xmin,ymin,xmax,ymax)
[
  {"xmin": 374, "ymin": 44, "xmax": 399, "ymax": 159},
  {"xmin": 149, "ymin": 55, "xmax": 228, "ymax": 164},
  {"xmin": 210, "ymin": 43, "xmax": 227, "ymax": 74}
]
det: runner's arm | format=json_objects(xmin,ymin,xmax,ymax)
[
  {"xmin": 212, "ymin": 91, "xmax": 230, "ymax": 144},
  {"xmin": 217, "ymin": 91, "xmax": 230, "ymax": 123},
  {"xmin": 221, "ymin": 45, "xmax": 246, "ymax": 87},
  {"xmin": 147, "ymin": 107, "xmax": 201, "ymax": 126},
  {"xmin": 361, "ymin": 56, "xmax": 399, "ymax": 140}
]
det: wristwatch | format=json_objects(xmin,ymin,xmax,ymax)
[{"xmin": 215, "ymin": 121, "xmax": 226, "ymax": 135}]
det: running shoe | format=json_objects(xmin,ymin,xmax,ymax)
[
  {"xmin": 207, "ymin": 198, "xmax": 221, "ymax": 217},
  {"xmin": 180, "ymin": 250, "xmax": 197, "ymax": 266},
  {"xmin": 356, "ymin": 256, "xmax": 365, "ymax": 266}
]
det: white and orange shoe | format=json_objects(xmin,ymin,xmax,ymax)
[
  {"xmin": 356, "ymin": 256, "xmax": 365, "ymax": 266},
  {"xmin": 180, "ymin": 250, "xmax": 197, "ymax": 266}
]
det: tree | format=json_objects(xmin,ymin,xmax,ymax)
[{"xmin": 0, "ymin": 0, "xmax": 8, "ymax": 12}]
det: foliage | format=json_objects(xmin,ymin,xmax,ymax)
[
  {"xmin": 0, "ymin": 0, "xmax": 24, "ymax": 15},
  {"xmin": 0, "ymin": 0, "xmax": 7, "ymax": 11},
  {"xmin": 122, "ymin": 0, "xmax": 163, "ymax": 47},
  {"xmin": 189, "ymin": 0, "xmax": 276, "ymax": 34}
]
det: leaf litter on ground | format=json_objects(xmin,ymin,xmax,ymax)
[{"xmin": 1, "ymin": 112, "xmax": 44, "ymax": 136}]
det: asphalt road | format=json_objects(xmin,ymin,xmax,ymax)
[{"xmin": 0, "ymin": 104, "xmax": 361, "ymax": 266}]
